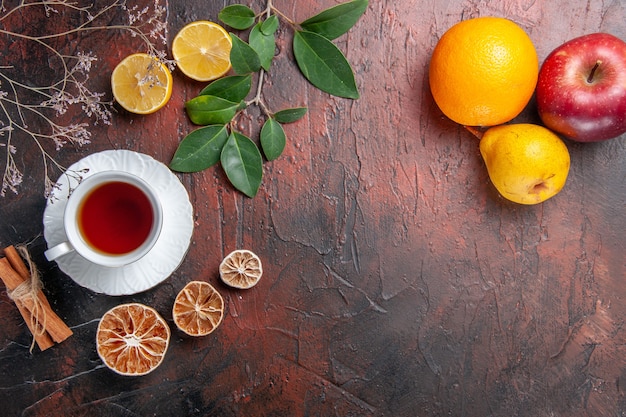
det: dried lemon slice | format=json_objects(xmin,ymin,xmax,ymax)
[
  {"xmin": 96, "ymin": 303, "xmax": 170, "ymax": 376},
  {"xmin": 219, "ymin": 249, "xmax": 262, "ymax": 289},
  {"xmin": 111, "ymin": 53, "xmax": 173, "ymax": 114},
  {"xmin": 172, "ymin": 281, "xmax": 224, "ymax": 336}
]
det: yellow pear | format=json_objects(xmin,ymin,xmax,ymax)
[{"xmin": 478, "ymin": 123, "xmax": 570, "ymax": 205}]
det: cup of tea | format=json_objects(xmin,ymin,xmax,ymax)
[{"xmin": 45, "ymin": 170, "xmax": 163, "ymax": 268}]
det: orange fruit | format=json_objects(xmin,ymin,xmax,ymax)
[
  {"xmin": 219, "ymin": 249, "xmax": 263, "ymax": 289},
  {"xmin": 172, "ymin": 21, "xmax": 232, "ymax": 82},
  {"xmin": 111, "ymin": 53, "xmax": 173, "ymax": 114},
  {"xmin": 172, "ymin": 281, "xmax": 225, "ymax": 336},
  {"xmin": 429, "ymin": 17, "xmax": 538, "ymax": 127},
  {"xmin": 479, "ymin": 123, "xmax": 570, "ymax": 205},
  {"xmin": 96, "ymin": 303, "xmax": 170, "ymax": 376}
]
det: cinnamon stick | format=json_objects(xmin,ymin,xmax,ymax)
[
  {"xmin": 2, "ymin": 246, "xmax": 56, "ymax": 350},
  {"xmin": 4, "ymin": 246, "xmax": 54, "ymax": 311},
  {"xmin": 0, "ymin": 253, "xmax": 72, "ymax": 347},
  {"xmin": 13, "ymin": 296, "xmax": 55, "ymax": 350},
  {"xmin": 0, "ymin": 248, "xmax": 53, "ymax": 349},
  {"xmin": 4, "ymin": 245, "xmax": 30, "ymax": 280},
  {"xmin": 0, "ymin": 258, "xmax": 48, "ymax": 348}
]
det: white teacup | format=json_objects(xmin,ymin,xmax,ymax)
[{"xmin": 44, "ymin": 171, "xmax": 163, "ymax": 268}]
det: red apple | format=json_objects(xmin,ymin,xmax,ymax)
[{"xmin": 536, "ymin": 32, "xmax": 626, "ymax": 142}]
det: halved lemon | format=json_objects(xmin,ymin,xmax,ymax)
[
  {"xmin": 172, "ymin": 21, "xmax": 232, "ymax": 82},
  {"xmin": 96, "ymin": 303, "xmax": 171, "ymax": 376},
  {"xmin": 219, "ymin": 249, "xmax": 263, "ymax": 289},
  {"xmin": 111, "ymin": 53, "xmax": 173, "ymax": 114},
  {"xmin": 172, "ymin": 281, "xmax": 225, "ymax": 336}
]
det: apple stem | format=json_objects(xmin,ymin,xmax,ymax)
[
  {"xmin": 587, "ymin": 60, "xmax": 602, "ymax": 84},
  {"xmin": 463, "ymin": 125, "xmax": 484, "ymax": 140}
]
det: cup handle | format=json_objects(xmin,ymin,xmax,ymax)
[{"xmin": 44, "ymin": 241, "xmax": 75, "ymax": 261}]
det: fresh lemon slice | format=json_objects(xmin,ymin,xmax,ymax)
[
  {"xmin": 172, "ymin": 281, "xmax": 225, "ymax": 336},
  {"xmin": 219, "ymin": 249, "xmax": 263, "ymax": 289},
  {"xmin": 111, "ymin": 53, "xmax": 173, "ymax": 114},
  {"xmin": 172, "ymin": 21, "xmax": 232, "ymax": 82},
  {"xmin": 96, "ymin": 303, "xmax": 171, "ymax": 376}
]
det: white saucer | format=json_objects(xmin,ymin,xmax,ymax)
[{"xmin": 43, "ymin": 150, "xmax": 194, "ymax": 295}]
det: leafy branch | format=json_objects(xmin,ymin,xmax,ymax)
[{"xmin": 169, "ymin": 0, "xmax": 368, "ymax": 198}]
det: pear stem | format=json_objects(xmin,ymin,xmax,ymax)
[
  {"xmin": 464, "ymin": 125, "xmax": 484, "ymax": 140},
  {"xmin": 587, "ymin": 60, "xmax": 602, "ymax": 83}
]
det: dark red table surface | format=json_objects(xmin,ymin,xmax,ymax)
[{"xmin": 1, "ymin": 1, "xmax": 625, "ymax": 416}]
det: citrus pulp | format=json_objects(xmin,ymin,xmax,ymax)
[
  {"xmin": 173, "ymin": 281, "xmax": 225, "ymax": 336},
  {"xmin": 111, "ymin": 53, "xmax": 172, "ymax": 114},
  {"xmin": 219, "ymin": 249, "xmax": 263, "ymax": 289},
  {"xmin": 96, "ymin": 303, "xmax": 170, "ymax": 376},
  {"xmin": 172, "ymin": 21, "xmax": 232, "ymax": 82}
]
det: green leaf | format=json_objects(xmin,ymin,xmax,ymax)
[
  {"xmin": 219, "ymin": 4, "xmax": 256, "ymax": 30},
  {"xmin": 293, "ymin": 30, "xmax": 359, "ymax": 99},
  {"xmin": 260, "ymin": 118, "xmax": 286, "ymax": 161},
  {"xmin": 260, "ymin": 15, "xmax": 279, "ymax": 35},
  {"xmin": 300, "ymin": 0, "xmax": 368, "ymax": 40},
  {"xmin": 221, "ymin": 132, "xmax": 263, "ymax": 197},
  {"xmin": 250, "ymin": 23, "xmax": 275, "ymax": 71},
  {"xmin": 199, "ymin": 75, "xmax": 252, "ymax": 102},
  {"xmin": 273, "ymin": 107, "xmax": 308, "ymax": 123},
  {"xmin": 170, "ymin": 125, "xmax": 229, "ymax": 172},
  {"xmin": 230, "ymin": 33, "xmax": 262, "ymax": 75},
  {"xmin": 185, "ymin": 95, "xmax": 241, "ymax": 125}
]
